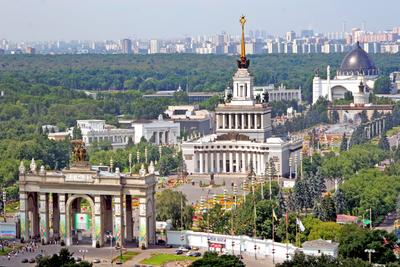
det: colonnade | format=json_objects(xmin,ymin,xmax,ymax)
[
  {"xmin": 195, "ymin": 150, "xmax": 267, "ymax": 175},
  {"xmin": 19, "ymin": 192, "xmax": 155, "ymax": 248},
  {"xmin": 153, "ymin": 130, "xmax": 171, "ymax": 145},
  {"xmin": 216, "ymin": 113, "xmax": 263, "ymax": 130}
]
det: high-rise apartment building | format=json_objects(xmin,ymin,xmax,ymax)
[
  {"xmin": 286, "ymin": 31, "xmax": 296, "ymax": 42},
  {"xmin": 121, "ymin": 39, "xmax": 132, "ymax": 54},
  {"xmin": 150, "ymin": 39, "xmax": 160, "ymax": 54}
]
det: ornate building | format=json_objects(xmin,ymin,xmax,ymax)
[
  {"xmin": 19, "ymin": 145, "xmax": 157, "ymax": 248},
  {"xmin": 313, "ymin": 41, "xmax": 379, "ymax": 104},
  {"xmin": 181, "ymin": 16, "xmax": 302, "ymax": 177}
]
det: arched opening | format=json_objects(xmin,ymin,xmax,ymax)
[
  {"xmin": 331, "ymin": 85, "xmax": 349, "ymax": 101},
  {"xmin": 27, "ymin": 193, "xmax": 39, "ymax": 240},
  {"xmin": 66, "ymin": 195, "xmax": 96, "ymax": 247}
]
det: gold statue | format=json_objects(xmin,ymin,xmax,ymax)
[
  {"xmin": 71, "ymin": 140, "xmax": 87, "ymax": 162},
  {"xmin": 237, "ymin": 15, "xmax": 250, "ymax": 69}
]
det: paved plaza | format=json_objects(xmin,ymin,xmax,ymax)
[{"xmin": 0, "ymin": 243, "xmax": 278, "ymax": 267}]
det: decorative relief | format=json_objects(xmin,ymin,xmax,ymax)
[{"xmin": 65, "ymin": 173, "xmax": 93, "ymax": 182}]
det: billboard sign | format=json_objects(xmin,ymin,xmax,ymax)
[{"xmin": 74, "ymin": 213, "xmax": 91, "ymax": 231}]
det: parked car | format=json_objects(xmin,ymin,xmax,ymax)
[
  {"xmin": 184, "ymin": 245, "xmax": 192, "ymax": 250},
  {"xmin": 190, "ymin": 252, "xmax": 201, "ymax": 257},
  {"xmin": 21, "ymin": 258, "xmax": 28, "ymax": 263},
  {"xmin": 92, "ymin": 258, "xmax": 101, "ymax": 263},
  {"xmin": 177, "ymin": 246, "xmax": 189, "ymax": 252},
  {"xmin": 192, "ymin": 247, "xmax": 199, "ymax": 251},
  {"xmin": 29, "ymin": 258, "xmax": 35, "ymax": 263},
  {"xmin": 175, "ymin": 249, "xmax": 183, "ymax": 255}
]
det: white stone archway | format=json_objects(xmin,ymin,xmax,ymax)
[{"xmin": 65, "ymin": 194, "xmax": 96, "ymax": 247}]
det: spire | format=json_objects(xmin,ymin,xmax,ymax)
[{"xmin": 237, "ymin": 15, "xmax": 250, "ymax": 69}]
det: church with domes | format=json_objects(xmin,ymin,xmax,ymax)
[{"xmin": 312, "ymin": 42, "xmax": 379, "ymax": 104}]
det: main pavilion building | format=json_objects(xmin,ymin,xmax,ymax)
[{"xmin": 182, "ymin": 16, "xmax": 302, "ymax": 178}]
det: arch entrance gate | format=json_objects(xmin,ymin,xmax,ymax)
[{"xmin": 18, "ymin": 160, "xmax": 156, "ymax": 248}]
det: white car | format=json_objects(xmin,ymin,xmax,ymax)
[{"xmin": 177, "ymin": 246, "xmax": 189, "ymax": 252}]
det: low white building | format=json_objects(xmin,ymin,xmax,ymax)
[
  {"xmin": 164, "ymin": 105, "xmax": 214, "ymax": 135},
  {"xmin": 302, "ymin": 239, "xmax": 339, "ymax": 258},
  {"xmin": 124, "ymin": 115, "xmax": 180, "ymax": 145},
  {"xmin": 76, "ymin": 120, "xmax": 135, "ymax": 149},
  {"xmin": 254, "ymin": 84, "xmax": 302, "ymax": 104},
  {"xmin": 167, "ymin": 230, "xmax": 297, "ymax": 262}
]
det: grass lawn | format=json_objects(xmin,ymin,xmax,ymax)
[
  {"xmin": 112, "ymin": 251, "xmax": 140, "ymax": 263},
  {"xmin": 386, "ymin": 126, "xmax": 400, "ymax": 137},
  {"xmin": 0, "ymin": 247, "xmax": 13, "ymax": 256},
  {"xmin": 140, "ymin": 253, "xmax": 195, "ymax": 266}
]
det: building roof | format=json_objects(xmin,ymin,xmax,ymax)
[
  {"xmin": 302, "ymin": 239, "xmax": 339, "ymax": 250},
  {"xmin": 338, "ymin": 42, "xmax": 378, "ymax": 76}
]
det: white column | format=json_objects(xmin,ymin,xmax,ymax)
[
  {"xmin": 252, "ymin": 153, "xmax": 257, "ymax": 175},
  {"xmin": 247, "ymin": 152, "xmax": 252, "ymax": 171},
  {"xmin": 19, "ymin": 193, "xmax": 29, "ymax": 241},
  {"xmin": 260, "ymin": 153, "xmax": 265, "ymax": 174},
  {"xmin": 210, "ymin": 152, "xmax": 214, "ymax": 173},
  {"xmin": 39, "ymin": 193, "xmax": 49, "ymax": 244},
  {"xmin": 138, "ymin": 197, "xmax": 148, "ymax": 248},
  {"xmin": 58, "ymin": 194, "xmax": 67, "ymax": 244},
  {"xmin": 242, "ymin": 152, "xmax": 246, "ymax": 173},
  {"xmin": 204, "ymin": 152, "xmax": 209, "ymax": 173},
  {"xmin": 94, "ymin": 195, "xmax": 103, "ymax": 247},
  {"xmin": 229, "ymin": 152, "xmax": 233, "ymax": 173},
  {"xmin": 241, "ymin": 114, "xmax": 245, "ymax": 129},
  {"xmin": 199, "ymin": 152, "xmax": 204, "ymax": 174},
  {"xmin": 216, "ymin": 152, "xmax": 220, "ymax": 172},
  {"xmin": 235, "ymin": 114, "xmax": 239, "ymax": 129},
  {"xmin": 216, "ymin": 114, "xmax": 219, "ymax": 129},
  {"xmin": 223, "ymin": 152, "xmax": 227, "ymax": 173},
  {"xmin": 229, "ymin": 114, "xmax": 232, "ymax": 129},
  {"xmin": 155, "ymin": 131, "xmax": 159, "ymax": 145},
  {"xmin": 235, "ymin": 152, "xmax": 240, "ymax": 172},
  {"xmin": 113, "ymin": 195, "xmax": 124, "ymax": 247},
  {"xmin": 255, "ymin": 114, "xmax": 258, "ymax": 129},
  {"xmin": 258, "ymin": 153, "xmax": 262, "ymax": 175},
  {"xmin": 247, "ymin": 114, "xmax": 251, "ymax": 129}
]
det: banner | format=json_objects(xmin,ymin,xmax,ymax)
[{"xmin": 74, "ymin": 213, "xmax": 91, "ymax": 231}]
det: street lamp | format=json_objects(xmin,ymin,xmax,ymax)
[
  {"xmin": 106, "ymin": 233, "xmax": 114, "ymax": 266},
  {"xmin": 78, "ymin": 249, "xmax": 88, "ymax": 261},
  {"xmin": 364, "ymin": 249, "xmax": 375, "ymax": 263}
]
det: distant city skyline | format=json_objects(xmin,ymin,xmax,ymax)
[{"xmin": 1, "ymin": 0, "xmax": 399, "ymax": 41}]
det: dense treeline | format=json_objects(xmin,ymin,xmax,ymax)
[{"xmin": 1, "ymin": 53, "xmax": 399, "ymax": 102}]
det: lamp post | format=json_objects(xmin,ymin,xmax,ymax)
[
  {"xmin": 268, "ymin": 162, "xmax": 272, "ymax": 201},
  {"xmin": 106, "ymin": 233, "xmax": 114, "ymax": 266},
  {"xmin": 364, "ymin": 249, "xmax": 375, "ymax": 263},
  {"xmin": 128, "ymin": 153, "xmax": 132, "ymax": 174},
  {"xmin": 78, "ymin": 249, "xmax": 88, "ymax": 261},
  {"xmin": 289, "ymin": 157, "xmax": 292, "ymax": 179}
]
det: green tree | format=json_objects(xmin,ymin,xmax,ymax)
[
  {"xmin": 313, "ymin": 195, "xmax": 336, "ymax": 222},
  {"xmin": 155, "ymin": 189, "xmax": 193, "ymax": 229},
  {"xmin": 276, "ymin": 252, "xmax": 372, "ymax": 267},
  {"xmin": 340, "ymin": 133, "xmax": 348, "ymax": 152},
  {"xmin": 378, "ymin": 133, "xmax": 390, "ymax": 151},
  {"xmin": 374, "ymin": 76, "xmax": 392, "ymax": 94},
  {"xmin": 189, "ymin": 251, "xmax": 245, "ymax": 267},
  {"xmin": 36, "ymin": 248, "xmax": 92, "ymax": 267}
]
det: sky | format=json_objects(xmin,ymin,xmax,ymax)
[{"xmin": 1, "ymin": 0, "xmax": 399, "ymax": 41}]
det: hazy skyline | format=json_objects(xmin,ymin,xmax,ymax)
[{"xmin": 1, "ymin": 0, "xmax": 399, "ymax": 41}]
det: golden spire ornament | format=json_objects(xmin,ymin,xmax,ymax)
[{"xmin": 237, "ymin": 15, "xmax": 250, "ymax": 69}]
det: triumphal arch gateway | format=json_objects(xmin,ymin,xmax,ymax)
[{"xmin": 18, "ymin": 143, "xmax": 157, "ymax": 248}]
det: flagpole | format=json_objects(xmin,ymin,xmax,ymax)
[
  {"xmin": 272, "ymin": 207, "xmax": 275, "ymax": 265},
  {"xmin": 285, "ymin": 212, "xmax": 289, "ymax": 260}
]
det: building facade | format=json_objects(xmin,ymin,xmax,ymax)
[
  {"xmin": 19, "ymin": 157, "xmax": 156, "ymax": 248},
  {"xmin": 77, "ymin": 120, "xmax": 135, "ymax": 149},
  {"xmin": 164, "ymin": 105, "xmax": 213, "ymax": 135},
  {"xmin": 182, "ymin": 16, "xmax": 302, "ymax": 178},
  {"xmin": 123, "ymin": 115, "xmax": 180, "ymax": 145},
  {"xmin": 313, "ymin": 42, "xmax": 379, "ymax": 104},
  {"xmin": 254, "ymin": 84, "xmax": 302, "ymax": 104}
]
